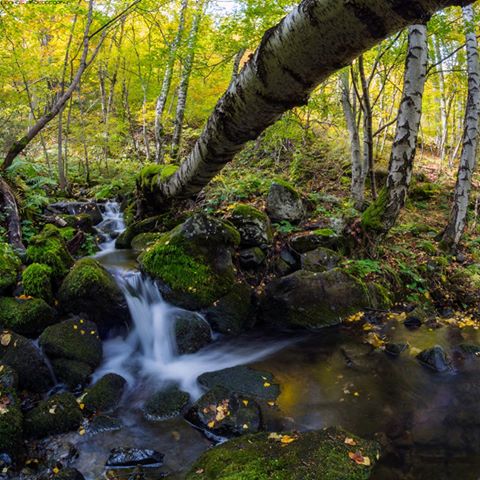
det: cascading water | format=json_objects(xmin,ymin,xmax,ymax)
[
  {"xmin": 96, "ymin": 201, "xmax": 125, "ymax": 253},
  {"xmin": 93, "ymin": 202, "xmax": 290, "ymax": 399}
]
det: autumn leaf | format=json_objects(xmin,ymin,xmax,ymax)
[
  {"xmin": 344, "ymin": 437, "xmax": 357, "ymax": 446},
  {"xmin": 280, "ymin": 435, "xmax": 297, "ymax": 444},
  {"xmin": 348, "ymin": 451, "xmax": 371, "ymax": 466},
  {"xmin": 0, "ymin": 333, "xmax": 11, "ymax": 347}
]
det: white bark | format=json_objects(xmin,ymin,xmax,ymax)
[
  {"xmin": 442, "ymin": 4, "xmax": 480, "ymax": 248},
  {"xmin": 146, "ymin": 0, "xmax": 473, "ymax": 210},
  {"xmin": 433, "ymin": 34, "xmax": 449, "ymax": 166}
]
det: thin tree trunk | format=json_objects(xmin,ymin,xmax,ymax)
[
  {"xmin": 0, "ymin": 178, "xmax": 24, "ymax": 252},
  {"xmin": 171, "ymin": 0, "xmax": 204, "ymax": 159},
  {"xmin": 144, "ymin": 0, "xmax": 474, "ymax": 212},
  {"xmin": 441, "ymin": 4, "xmax": 480, "ymax": 249},
  {"xmin": 57, "ymin": 106, "xmax": 67, "ymax": 190},
  {"xmin": 362, "ymin": 24, "xmax": 428, "ymax": 236},
  {"xmin": 154, "ymin": 0, "xmax": 189, "ymax": 163}
]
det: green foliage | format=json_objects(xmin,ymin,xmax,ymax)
[
  {"xmin": 343, "ymin": 259, "xmax": 383, "ymax": 278},
  {"xmin": 0, "ymin": 242, "xmax": 21, "ymax": 292},
  {"xmin": 22, "ymin": 263, "xmax": 53, "ymax": 303},
  {"xmin": 274, "ymin": 220, "xmax": 298, "ymax": 234}
]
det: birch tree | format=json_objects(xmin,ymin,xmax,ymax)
[
  {"xmin": 440, "ymin": 4, "xmax": 480, "ymax": 249},
  {"xmin": 362, "ymin": 24, "xmax": 429, "ymax": 237}
]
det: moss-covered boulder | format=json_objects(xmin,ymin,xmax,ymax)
[
  {"xmin": 186, "ymin": 427, "xmax": 380, "ymax": 480},
  {"xmin": 24, "ymin": 392, "xmax": 83, "ymax": 438},
  {"xmin": 260, "ymin": 269, "xmax": 388, "ymax": 330},
  {"xmin": 46, "ymin": 201, "xmax": 103, "ymax": 225},
  {"xmin": 173, "ymin": 311, "xmax": 211, "ymax": 354},
  {"xmin": 39, "ymin": 318, "xmax": 102, "ymax": 386},
  {"xmin": 26, "ymin": 225, "xmax": 74, "ymax": 278},
  {"xmin": 60, "ymin": 213, "xmax": 95, "ymax": 234},
  {"xmin": 186, "ymin": 386, "xmax": 262, "ymax": 438},
  {"xmin": 228, "ymin": 204, "xmax": 273, "ymax": 249},
  {"xmin": 139, "ymin": 213, "xmax": 240, "ymax": 309},
  {"xmin": 22, "ymin": 263, "xmax": 53, "ymax": 303},
  {"xmin": 0, "ymin": 386, "xmax": 23, "ymax": 457},
  {"xmin": 58, "ymin": 258, "xmax": 128, "ymax": 331},
  {"xmin": 0, "ymin": 330, "xmax": 53, "ymax": 393},
  {"xmin": 131, "ymin": 232, "xmax": 163, "ymax": 251},
  {"xmin": 143, "ymin": 387, "xmax": 190, "ymax": 421},
  {"xmin": 80, "ymin": 373, "xmax": 126, "ymax": 415},
  {"xmin": 266, "ymin": 180, "xmax": 304, "ymax": 224},
  {"xmin": 0, "ymin": 242, "xmax": 20, "ymax": 294},
  {"xmin": 204, "ymin": 283, "xmax": 256, "ymax": 335},
  {"xmin": 301, "ymin": 247, "xmax": 343, "ymax": 273},
  {"xmin": 289, "ymin": 228, "xmax": 340, "ymax": 253},
  {"xmin": 0, "ymin": 297, "xmax": 55, "ymax": 337}
]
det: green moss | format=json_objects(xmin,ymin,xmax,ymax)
[
  {"xmin": 0, "ymin": 242, "xmax": 20, "ymax": 293},
  {"xmin": 0, "ymin": 386, "xmax": 23, "ymax": 456},
  {"xmin": 0, "ymin": 297, "xmax": 55, "ymax": 337},
  {"xmin": 81, "ymin": 373, "xmax": 126, "ymax": 414},
  {"xmin": 22, "ymin": 263, "xmax": 53, "ymax": 303},
  {"xmin": 313, "ymin": 228, "xmax": 336, "ymax": 237},
  {"xmin": 26, "ymin": 224, "xmax": 74, "ymax": 278},
  {"xmin": 409, "ymin": 182, "xmax": 442, "ymax": 201},
  {"xmin": 144, "ymin": 387, "xmax": 190, "ymax": 421},
  {"xmin": 361, "ymin": 188, "xmax": 388, "ymax": 231},
  {"xmin": 230, "ymin": 204, "xmax": 268, "ymax": 222},
  {"xmin": 138, "ymin": 164, "xmax": 179, "ymax": 191},
  {"xmin": 187, "ymin": 428, "xmax": 379, "ymax": 480},
  {"xmin": 272, "ymin": 178, "xmax": 299, "ymax": 198},
  {"xmin": 131, "ymin": 232, "xmax": 164, "ymax": 251}
]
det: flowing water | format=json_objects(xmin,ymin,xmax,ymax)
[{"xmin": 68, "ymin": 202, "xmax": 480, "ymax": 479}]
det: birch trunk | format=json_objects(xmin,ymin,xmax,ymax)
[
  {"xmin": 433, "ymin": 35, "xmax": 449, "ymax": 166},
  {"xmin": 145, "ymin": 0, "xmax": 472, "ymax": 212},
  {"xmin": 340, "ymin": 70, "xmax": 364, "ymax": 209},
  {"xmin": 154, "ymin": 0, "xmax": 189, "ymax": 163},
  {"xmin": 171, "ymin": 0, "xmax": 204, "ymax": 159},
  {"xmin": 362, "ymin": 24, "xmax": 428, "ymax": 235},
  {"xmin": 441, "ymin": 4, "xmax": 480, "ymax": 248}
]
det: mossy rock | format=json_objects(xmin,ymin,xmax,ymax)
[
  {"xmin": 228, "ymin": 204, "xmax": 273, "ymax": 249},
  {"xmin": 58, "ymin": 258, "xmax": 128, "ymax": 332},
  {"xmin": 139, "ymin": 214, "xmax": 239, "ymax": 309},
  {"xmin": 143, "ymin": 387, "xmax": 190, "ymax": 421},
  {"xmin": 46, "ymin": 201, "xmax": 102, "ymax": 225},
  {"xmin": 137, "ymin": 164, "xmax": 179, "ymax": 192},
  {"xmin": 39, "ymin": 318, "xmax": 102, "ymax": 370},
  {"xmin": 187, "ymin": 427, "xmax": 380, "ymax": 480},
  {"xmin": 266, "ymin": 181, "xmax": 304, "ymax": 224},
  {"xmin": 22, "ymin": 263, "xmax": 53, "ymax": 303},
  {"xmin": 173, "ymin": 311, "xmax": 212, "ymax": 354},
  {"xmin": 24, "ymin": 392, "xmax": 83, "ymax": 439},
  {"xmin": 50, "ymin": 358, "xmax": 93, "ymax": 389},
  {"xmin": 60, "ymin": 213, "xmax": 95, "ymax": 234},
  {"xmin": 26, "ymin": 224, "xmax": 74, "ymax": 278},
  {"xmin": 205, "ymin": 283, "xmax": 256, "ymax": 335},
  {"xmin": 301, "ymin": 247, "xmax": 343, "ymax": 273},
  {"xmin": 0, "ymin": 330, "xmax": 53, "ymax": 393},
  {"xmin": 131, "ymin": 232, "xmax": 164, "ymax": 251},
  {"xmin": 0, "ymin": 364, "xmax": 18, "ymax": 390},
  {"xmin": 0, "ymin": 386, "xmax": 23, "ymax": 457},
  {"xmin": 0, "ymin": 297, "xmax": 55, "ymax": 337},
  {"xmin": 0, "ymin": 242, "xmax": 20, "ymax": 294},
  {"xmin": 81, "ymin": 373, "xmax": 126, "ymax": 415},
  {"xmin": 289, "ymin": 229, "xmax": 340, "ymax": 254}
]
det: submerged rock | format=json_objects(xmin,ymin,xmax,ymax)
[
  {"xmin": 81, "ymin": 373, "xmax": 126, "ymax": 414},
  {"xmin": 416, "ymin": 345, "xmax": 452, "ymax": 373},
  {"xmin": 24, "ymin": 392, "xmax": 83, "ymax": 438},
  {"xmin": 384, "ymin": 343, "xmax": 409, "ymax": 357},
  {"xmin": 227, "ymin": 204, "xmax": 273, "ymax": 249},
  {"xmin": 186, "ymin": 386, "xmax": 262, "ymax": 438},
  {"xmin": 143, "ymin": 387, "xmax": 190, "ymax": 421},
  {"xmin": 266, "ymin": 181, "xmax": 304, "ymax": 224},
  {"xmin": 87, "ymin": 415, "xmax": 123, "ymax": 436},
  {"xmin": 186, "ymin": 427, "xmax": 380, "ymax": 480},
  {"xmin": 106, "ymin": 448, "xmax": 164, "ymax": 468},
  {"xmin": 173, "ymin": 311, "xmax": 211, "ymax": 355}
]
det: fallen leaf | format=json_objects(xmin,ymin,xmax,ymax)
[
  {"xmin": 207, "ymin": 421, "xmax": 215, "ymax": 429},
  {"xmin": 348, "ymin": 451, "xmax": 371, "ymax": 466},
  {"xmin": 280, "ymin": 435, "xmax": 297, "ymax": 444},
  {"xmin": 48, "ymin": 405, "xmax": 57, "ymax": 415},
  {"xmin": 195, "ymin": 469, "xmax": 204, "ymax": 474},
  {"xmin": 344, "ymin": 437, "xmax": 357, "ymax": 446},
  {"xmin": 78, "ymin": 428, "xmax": 86, "ymax": 436},
  {"xmin": 0, "ymin": 334, "xmax": 11, "ymax": 347},
  {"xmin": 263, "ymin": 382, "xmax": 271, "ymax": 388}
]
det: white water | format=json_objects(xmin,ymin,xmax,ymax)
[
  {"xmin": 93, "ymin": 202, "xmax": 290, "ymax": 399},
  {"xmin": 95, "ymin": 201, "xmax": 125, "ymax": 253}
]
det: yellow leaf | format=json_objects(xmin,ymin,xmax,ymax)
[
  {"xmin": 52, "ymin": 467, "xmax": 60, "ymax": 474},
  {"xmin": 207, "ymin": 421, "xmax": 215, "ymax": 428},
  {"xmin": 280, "ymin": 435, "xmax": 297, "ymax": 444},
  {"xmin": 242, "ymin": 400, "xmax": 249, "ymax": 406},
  {"xmin": 79, "ymin": 403, "xmax": 85, "ymax": 410},
  {"xmin": 263, "ymin": 382, "xmax": 271, "ymax": 388},
  {"xmin": 48, "ymin": 405, "xmax": 57, "ymax": 414},
  {"xmin": 78, "ymin": 428, "xmax": 86, "ymax": 436},
  {"xmin": 344, "ymin": 437, "xmax": 357, "ymax": 446},
  {"xmin": 267, "ymin": 401, "xmax": 275, "ymax": 407},
  {"xmin": 0, "ymin": 334, "xmax": 11, "ymax": 347}
]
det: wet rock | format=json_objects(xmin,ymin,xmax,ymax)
[
  {"xmin": 198, "ymin": 366, "xmax": 280, "ymax": 402},
  {"xmin": 0, "ymin": 242, "xmax": 20, "ymax": 295},
  {"xmin": 0, "ymin": 297, "xmax": 55, "ymax": 337},
  {"xmin": 289, "ymin": 228, "xmax": 340, "ymax": 253},
  {"xmin": 275, "ymin": 248, "xmax": 299, "ymax": 276},
  {"xmin": 416, "ymin": 345, "xmax": 451, "ymax": 373},
  {"xmin": 459, "ymin": 344, "xmax": 480, "ymax": 355},
  {"xmin": 131, "ymin": 233, "xmax": 163, "ymax": 251},
  {"xmin": 266, "ymin": 181, "xmax": 304, "ymax": 223},
  {"xmin": 301, "ymin": 247, "xmax": 342, "ymax": 273},
  {"xmin": 24, "ymin": 392, "xmax": 82, "ymax": 438},
  {"xmin": 46, "ymin": 202, "xmax": 103, "ymax": 226},
  {"xmin": 186, "ymin": 386, "xmax": 262, "ymax": 438},
  {"xmin": 186, "ymin": 427, "xmax": 380, "ymax": 480},
  {"xmin": 0, "ymin": 386, "xmax": 23, "ymax": 457},
  {"xmin": 39, "ymin": 318, "xmax": 102, "ymax": 384},
  {"xmin": 143, "ymin": 387, "xmax": 190, "ymax": 421},
  {"xmin": 87, "ymin": 415, "xmax": 123, "ymax": 435},
  {"xmin": 52, "ymin": 468, "xmax": 85, "ymax": 480},
  {"xmin": 261, "ymin": 269, "xmax": 384, "ymax": 330},
  {"xmin": 61, "ymin": 213, "xmax": 95, "ymax": 234},
  {"xmin": 404, "ymin": 315, "xmax": 422, "ymax": 330},
  {"xmin": 0, "ymin": 364, "xmax": 17, "ymax": 390},
  {"xmin": 239, "ymin": 247, "xmax": 266, "ymax": 269},
  {"xmin": 81, "ymin": 373, "xmax": 126, "ymax": 414},
  {"xmin": 106, "ymin": 448, "xmax": 164, "ymax": 468},
  {"xmin": 227, "ymin": 204, "xmax": 273, "ymax": 249},
  {"xmin": 0, "ymin": 331, "xmax": 53, "ymax": 393},
  {"xmin": 384, "ymin": 343, "xmax": 409, "ymax": 357},
  {"xmin": 204, "ymin": 283, "xmax": 256, "ymax": 335},
  {"xmin": 58, "ymin": 259, "xmax": 128, "ymax": 333},
  {"xmin": 173, "ymin": 311, "xmax": 212, "ymax": 355}
]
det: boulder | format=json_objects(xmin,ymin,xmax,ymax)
[
  {"xmin": 21, "ymin": 263, "xmax": 53, "ymax": 304},
  {"xmin": 0, "ymin": 331, "xmax": 53, "ymax": 393},
  {"xmin": 24, "ymin": 392, "xmax": 83, "ymax": 438},
  {"xmin": 301, "ymin": 247, "xmax": 342, "ymax": 273},
  {"xmin": 260, "ymin": 269, "xmax": 385, "ymax": 330},
  {"xmin": 0, "ymin": 297, "xmax": 55, "ymax": 337},
  {"xmin": 266, "ymin": 181, "xmax": 304, "ymax": 224},
  {"xmin": 239, "ymin": 247, "xmax": 266, "ymax": 269},
  {"xmin": 173, "ymin": 311, "xmax": 211, "ymax": 355},
  {"xmin": 227, "ymin": 204, "xmax": 273, "ymax": 249},
  {"xmin": 289, "ymin": 228, "xmax": 340, "ymax": 253},
  {"xmin": 186, "ymin": 386, "xmax": 262, "ymax": 438},
  {"xmin": 131, "ymin": 232, "xmax": 163, "ymax": 251},
  {"xmin": 186, "ymin": 427, "xmax": 380, "ymax": 480},
  {"xmin": 87, "ymin": 415, "xmax": 123, "ymax": 436},
  {"xmin": 143, "ymin": 387, "xmax": 190, "ymax": 421},
  {"xmin": 58, "ymin": 258, "xmax": 128, "ymax": 332},
  {"xmin": 204, "ymin": 283, "xmax": 256, "ymax": 335},
  {"xmin": 0, "ymin": 386, "xmax": 23, "ymax": 457},
  {"xmin": 50, "ymin": 358, "xmax": 92, "ymax": 389},
  {"xmin": 81, "ymin": 373, "xmax": 126, "ymax": 414},
  {"xmin": 0, "ymin": 242, "xmax": 20, "ymax": 294},
  {"xmin": 60, "ymin": 213, "xmax": 95, "ymax": 234},
  {"xmin": 106, "ymin": 448, "xmax": 164, "ymax": 468},
  {"xmin": 416, "ymin": 345, "xmax": 452, "ymax": 373},
  {"xmin": 139, "ymin": 213, "xmax": 239, "ymax": 309},
  {"xmin": 46, "ymin": 201, "xmax": 103, "ymax": 225}
]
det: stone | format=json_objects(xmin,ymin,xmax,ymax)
[
  {"xmin": 289, "ymin": 228, "xmax": 340, "ymax": 253},
  {"xmin": 81, "ymin": 373, "xmax": 126, "ymax": 414},
  {"xmin": 46, "ymin": 201, "xmax": 103, "ymax": 225},
  {"xmin": 227, "ymin": 204, "xmax": 273, "ymax": 249},
  {"xmin": 239, "ymin": 247, "xmax": 266, "ymax": 269},
  {"xmin": 416, "ymin": 345, "xmax": 452, "ymax": 373},
  {"xmin": 404, "ymin": 315, "xmax": 422, "ymax": 330},
  {"xmin": 384, "ymin": 343, "xmax": 409, "ymax": 357},
  {"xmin": 0, "ymin": 386, "xmax": 22, "ymax": 457},
  {"xmin": 50, "ymin": 358, "xmax": 92, "ymax": 389},
  {"xmin": 143, "ymin": 387, "xmax": 190, "ymax": 421},
  {"xmin": 173, "ymin": 311, "xmax": 211, "ymax": 355},
  {"xmin": 106, "ymin": 448, "xmax": 164, "ymax": 468},
  {"xmin": 266, "ymin": 181, "xmax": 304, "ymax": 223},
  {"xmin": 87, "ymin": 415, "xmax": 123, "ymax": 436},
  {"xmin": 301, "ymin": 247, "xmax": 342, "ymax": 273}
]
